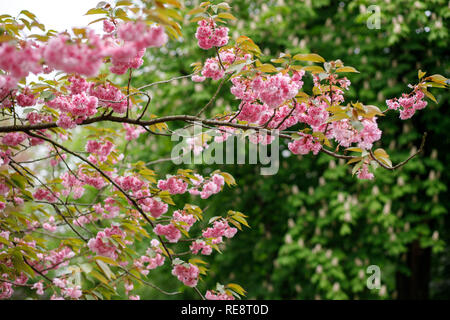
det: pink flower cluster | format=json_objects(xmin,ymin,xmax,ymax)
[
  {"xmin": 189, "ymin": 174, "xmax": 225, "ymax": 199},
  {"xmin": 86, "ymin": 139, "xmax": 114, "ymax": 162},
  {"xmin": 172, "ymin": 210, "xmax": 196, "ymax": 231},
  {"xmin": 296, "ymin": 101, "xmax": 329, "ymax": 131},
  {"xmin": 0, "ymin": 42, "xmax": 42, "ymax": 89},
  {"xmin": 89, "ymin": 82, "xmax": 128, "ymax": 114},
  {"xmin": 123, "ymin": 123, "xmax": 146, "ymax": 141},
  {"xmin": 43, "ymin": 31, "xmax": 106, "ymax": 77},
  {"xmin": 1, "ymin": 132, "xmax": 27, "ymax": 147},
  {"xmin": 102, "ymin": 197, "xmax": 120, "ymax": 219},
  {"xmin": 61, "ymin": 167, "xmax": 109, "ymax": 200},
  {"xmin": 230, "ymin": 71, "xmax": 304, "ymax": 115},
  {"xmin": 205, "ymin": 290, "xmax": 235, "ymax": 300},
  {"xmin": 201, "ymin": 58, "xmax": 224, "ymax": 80},
  {"xmin": 133, "ymin": 240, "xmax": 165, "ymax": 276},
  {"xmin": 43, "ymin": 216, "xmax": 57, "ymax": 232},
  {"xmin": 195, "ymin": 19, "xmax": 229, "ymax": 50},
  {"xmin": 27, "ymin": 112, "xmax": 53, "ymax": 125},
  {"xmin": 198, "ymin": 49, "xmax": 248, "ymax": 82},
  {"xmin": 357, "ymin": 163, "xmax": 374, "ymax": 180},
  {"xmin": 288, "ymin": 133, "xmax": 322, "ymax": 155},
  {"xmin": 357, "ymin": 119, "xmax": 382, "ymax": 150},
  {"xmin": 154, "ymin": 223, "xmax": 181, "ymax": 243},
  {"xmin": 109, "ymin": 22, "xmax": 168, "ymax": 74},
  {"xmin": 0, "ymin": 274, "xmax": 13, "ymax": 299},
  {"xmin": 52, "ymin": 278, "xmax": 82, "ymax": 299},
  {"xmin": 330, "ymin": 118, "xmax": 381, "ymax": 150},
  {"xmin": 103, "ymin": 20, "xmax": 115, "ymax": 33},
  {"xmin": 255, "ymin": 73, "xmax": 303, "ymax": 108},
  {"xmin": 49, "ymin": 93, "xmax": 99, "ymax": 129},
  {"xmin": 136, "ymin": 192, "xmax": 169, "ymax": 218},
  {"xmin": 190, "ymin": 240, "xmax": 212, "ymax": 255},
  {"xmin": 157, "ymin": 176, "xmax": 188, "ymax": 195},
  {"xmin": 172, "ymin": 262, "xmax": 199, "ymax": 287},
  {"xmin": 386, "ymin": 90, "xmax": 428, "ymax": 120},
  {"xmin": 41, "ymin": 247, "xmax": 75, "ymax": 270},
  {"xmin": 16, "ymin": 88, "xmax": 37, "ymax": 107},
  {"xmin": 115, "ymin": 175, "xmax": 146, "ymax": 193},
  {"xmin": 88, "ymin": 226, "xmax": 126, "ymax": 260},
  {"xmin": 33, "ymin": 188, "xmax": 59, "ymax": 203},
  {"xmin": 202, "ymin": 219, "xmax": 237, "ymax": 244}
]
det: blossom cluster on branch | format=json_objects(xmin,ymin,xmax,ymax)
[{"xmin": 0, "ymin": 0, "xmax": 447, "ymax": 301}]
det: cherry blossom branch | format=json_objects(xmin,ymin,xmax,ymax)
[
  {"xmin": 195, "ymin": 75, "xmax": 229, "ymax": 117},
  {"xmin": 369, "ymin": 132, "xmax": 427, "ymax": 170},
  {"xmin": 138, "ymin": 73, "xmax": 194, "ymax": 91},
  {"xmin": 24, "ymin": 130, "xmax": 174, "ymax": 262}
]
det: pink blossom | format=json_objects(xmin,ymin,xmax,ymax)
[
  {"xmin": 88, "ymin": 226, "xmax": 126, "ymax": 260},
  {"xmin": 288, "ymin": 134, "xmax": 322, "ymax": 155},
  {"xmin": 195, "ymin": 19, "xmax": 229, "ymax": 50},
  {"xmin": 237, "ymin": 102, "xmax": 268, "ymax": 123},
  {"xmin": 157, "ymin": 176, "xmax": 188, "ymax": 195},
  {"xmin": 33, "ymin": 188, "xmax": 59, "ymax": 203},
  {"xmin": 357, "ymin": 164, "xmax": 374, "ymax": 180},
  {"xmin": 56, "ymin": 113, "xmax": 77, "ymax": 129},
  {"xmin": 43, "ymin": 31, "xmax": 106, "ymax": 77},
  {"xmin": 0, "ymin": 42, "xmax": 42, "ymax": 80},
  {"xmin": 201, "ymin": 58, "xmax": 224, "ymax": 80},
  {"xmin": 31, "ymin": 281, "xmax": 45, "ymax": 295},
  {"xmin": 258, "ymin": 73, "xmax": 301, "ymax": 108},
  {"xmin": 68, "ymin": 76, "xmax": 89, "ymax": 94},
  {"xmin": 172, "ymin": 263, "xmax": 199, "ymax": 287},
  {"xmin": 358, "ymin": 119, "xmax": 382, "ymax": 150},
  {"xmin": 103, "ymin": 20, "xmax": 116, "ymax": 33},
  {"xmin": 154, "ymin": 223, "xmax": 181, "ymax": 243},
  {"xmin": 89, "ymin": 82, "xmax": 128, "ymax": 114},
  {"xmin": 202, "ymin": 219, "xmax": 237, "ymax": 241},
  {"xmin": 86, "ymin": 139, "xmax": 115, "ymax": 162},
  {"xmin": 16, "ymin": 88, "xmax": 37, "ymax": 107},
  {"xmin": 0, "ymin": 274, "xmax": 13, "ymax": 299},
  {"xmin": 205, "ymin": 290, "xmax": 235, "ymax": 300},
  {"xmin": 63, "ymin": 285, "xmax": 82, "ymax": 299},
  {"xmin": 190, "ymin": 240, "xmax": 212, "ymax": 255},
  {"xmin": 2, "ymin": 132, "xmax": 27, "ymax": 146},
  {"xmin": 43, "ymin": 216, "xmax": 57, "ymax": 232},
  {"xmin": 136, "ymin": 191, "xmax": 168, "ymax": 218},
  {"xmin": 173, "ymin": 210, "xmax": 196, "ymax": 231},
  {"xmin": 123, "ymin": 123, "xmax": 146, "ymax": 141},
  {"xmin": 0, "ymin": 183, "xmax": 9, "ymax": 196}
]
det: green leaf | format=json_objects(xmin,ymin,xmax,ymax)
[
  {"xmin": 19, "ymin": 10, "xmax": 37, "ymax": 20},
  {"xmin": 293, "ymin": 53, "xmax": 325, "ymax": 63},
  {"xmin": 219, "ymin": 172, "xmax": 236, "ymax": 186},
  {"xmin": 217, "ymin": 12, "xmax": 236, "ymax": 20},
  {"xmin": 231, "ymin": 215, "xmax": 250, "ymax": 228},
  {"xmin": 302, "ymin": 65, "xmax": 326, "ymax": 74},
  {"xmin": 90, "ymin": 270, "xmax": 110, "ymax": 285},
  {"xmin": 95, "ymin": 260, "xmax": 115, "ymax": 280},
  {"xmin": 116, "ymin": 0, "xmax": 133, "ymax": 6},
  {"xmin": 422, "ymin": 89, "xmax": 437, "ymax": 103},
  {"xmin": 93, "ymin": 255, "xmax": 119, "ymax": 266},
  {"xmin": 418, "ymin": 69, "xmax": 426, "ymax": 79},
  {"xmin": 226, "ymin": 283, "xmax": 247, "ymax": 296},
  {"xmin": 84, "ymin": 8, "xmax": 108, "ymax": 15},
  {"xmin": 335, "ymin": 66, "xmax": 359, "ymax": 73}
]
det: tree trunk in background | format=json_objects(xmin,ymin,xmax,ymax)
[{"xmin": 396, "ymin": 240, "xmax": 431, "ymax": 299}]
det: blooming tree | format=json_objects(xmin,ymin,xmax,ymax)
[{"xmin": 0, "ymin": 0, "xmax": 448, "ymax": 300}]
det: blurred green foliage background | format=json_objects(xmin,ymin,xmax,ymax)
[{"xmin": 125, "ymin": 0, "xmax": 449, "ymax": 299}]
